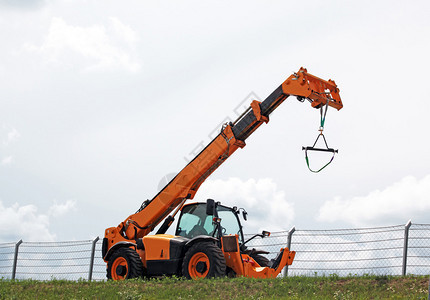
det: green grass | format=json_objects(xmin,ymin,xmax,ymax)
[{"xmin": 0, "ymin": 275, "xmax": 428, "ymax": 299}]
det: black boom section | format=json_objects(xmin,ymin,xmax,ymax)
[{"xmin": 232, "ymin": 85, "xmax": 287, "ymax": 141}]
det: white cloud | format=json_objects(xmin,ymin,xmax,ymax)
[
  {"xmin": 197, "ymin": 177, "xmax": 294, "ymax": 234},
  {"xmin": 48, "ymin": 199, "xmax": 77, "ymax": 217},
  {"xmin": 109, "ymin": 17, "xmax": 138, "ymax": 44},
  {"xmin": 25, "ymin": 17, "xmax": 140, "ymax": 72},
  {"xmin": 0, "ymin": 201, "xmax": 54, "ymax": 242},
  {"xmin": 317, "ymin": 175, "xmax": 430, "ymax": 227},
  {"xmin": 0, "ymin": 200, "xmax": 77, "ymax": 242}
]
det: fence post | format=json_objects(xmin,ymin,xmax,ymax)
[
  {"xmin": 283, "ymin": 226, "xmax": 296, "ymax": 277},
  {"xmin": 402, "ymin": 220, "xmax": 412, "ymax": 276},
  {"xmin": 88, "ymin": 236, "xmax": 100, "ymax": 281},
  {"xmin": 12, "ymin": 239, "xmax": 23, "ymax": 280}
]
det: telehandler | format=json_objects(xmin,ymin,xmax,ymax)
[{"xmin": 102, "ymin": 67, "xmax": 343, "ymax": 279}]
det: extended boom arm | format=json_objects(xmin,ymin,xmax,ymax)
[{"xmin": 104, "ymin": 68, "xmax": 342, "ymax": 249}]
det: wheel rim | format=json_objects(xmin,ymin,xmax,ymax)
[
  {"xmin": 112, "ymin": 257, "xmax": 128, "ymax": 280},
  {"xmin": 188, "ymin": 252, "xmax": 210, "ymax": 278}
]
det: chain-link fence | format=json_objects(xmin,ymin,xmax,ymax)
[
  {"xmin": 245, "ymin": 222, "xmax": 430, "ymax": 277},
  {"xmin": 0, "ymin": 238, "xmax": 101, "ymax": 281},
  {"xmin": 407, "ymin": 224, "xmax": 430, "ymax": 275},
  {"xmin": 1, "ymin": 222, "xmax": 429, "ymax": 280},
  {"xmin": 0, "ymin": 242, "xmax": 15, "ymax": 279}
]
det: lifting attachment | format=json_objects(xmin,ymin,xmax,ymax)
[{"xmin": 302, "ymin": 100, "xmax": 338, "ymax": 173}]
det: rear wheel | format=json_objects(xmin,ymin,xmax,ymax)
[
  {"xmin": 250, "ymin": 253, "xmax": 270, "ymax": 267},
  {"xmin": 182, "ymin": 242, "xmax": 226, "ymax": 279},
  {"xmin": 107, "ymin": 247, "xmax": 144, "ymax": 280}
]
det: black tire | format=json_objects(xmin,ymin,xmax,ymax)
[
  {"xmin": 250, "ymin": 253, "xmax": 270, "ymax": 267},
  {"xmin": 182, "ymin": 242, "xmax": 226, "ymax": 279},
  {"xmin": 107, "ymin": 247, "xmax": 144, "ymax": 280}
]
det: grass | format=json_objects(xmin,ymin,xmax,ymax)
[{"xmin": 0, "ymin": 275, "xmax": 428, "ymax": 299}]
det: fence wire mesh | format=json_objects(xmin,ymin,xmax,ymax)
[
  {"xmin": 93, "ymin": 240, "xmax": 107, "ymax": 281},
  {"xmin": 14, "ymin": 240, "xmax": 95, "ymax": 280},
  {"xmin": 288, "ymin": 225, "xmax": 405, "ymax": 276},
  {"xmin": 0, "ymin": 223, "xmax": 429, "ymax": 280},
  {"xmin": 407, "ymin": 224, "xmax": 430, "ymax": 275},
  {"xmin": 245, "ymin": 224, "xmax": 430, "ymax": 277},
  {"xmin": 0, "ymin": 242, "xmax": 15, "ymax": 278}
]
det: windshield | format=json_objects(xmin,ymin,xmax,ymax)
[{"xmin": 176, "ymin": 203, "xmax": 243, "ymax": 244}]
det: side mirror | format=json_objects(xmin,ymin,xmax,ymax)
[
  {"xmin": 262, "ymin": 230, "xmax": 271, "ymax": 237},
  {"xmin": 242, "ymin": 211, "xmax": 248, "ymax": 221},
  {"xmin": 206, "ymin": 199, "xmax": 215, "ymax": 216}
]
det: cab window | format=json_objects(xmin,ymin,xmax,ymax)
[
  {"xmin": 176, "ymin": 204, "xmax": 215, "ymax": 238},
  {"xmin": 217, "ymin": 206, "xmax": 243, "ymax": 244}
]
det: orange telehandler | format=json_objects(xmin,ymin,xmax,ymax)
[{"xmin": 102, "ymin": 67, "xmax": 343, "ymax": 279}]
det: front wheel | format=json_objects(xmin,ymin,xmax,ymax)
[
  {"xmin": 107, "ymin": 247, "xmax": 144, "ymax": 280},
  {"xmin": 182, "ymin": 242, "xmax": 226, "ymax": 279}
]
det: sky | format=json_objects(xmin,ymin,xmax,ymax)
[{"xmin": 1, "ymin": 0, "xmax": 430, "ymax": 242}]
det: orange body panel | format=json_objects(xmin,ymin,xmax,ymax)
[
  {"xmin": 104, "ymin": 227, "xmax": 129, "ymax": 249},
  {"xmin": 242, "ymin": 249, "xmax": 295, "ymax": 278},
  {"xmin": 282, "ymin": 67, "xmax": 343, "ymax": 110},
  {"xmin": 142, "ymin": 234, "xmax": 173, "ymax": 260},
  {"xmin": 221, "ymin": 235, "xmax": 245, "ymax": 275}
]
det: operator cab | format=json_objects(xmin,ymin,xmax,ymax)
[
  {"xmin": 175, "ymin": 199, "xmax": 273, "ymax": 268},
  {"xmin": 175, "ymin": 201, "xmax": 245, "ymax": 245}
]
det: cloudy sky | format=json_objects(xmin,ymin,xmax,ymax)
[{"xmin": 1, "ymin": 0, "xmax": 430, "ymax": 242}]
